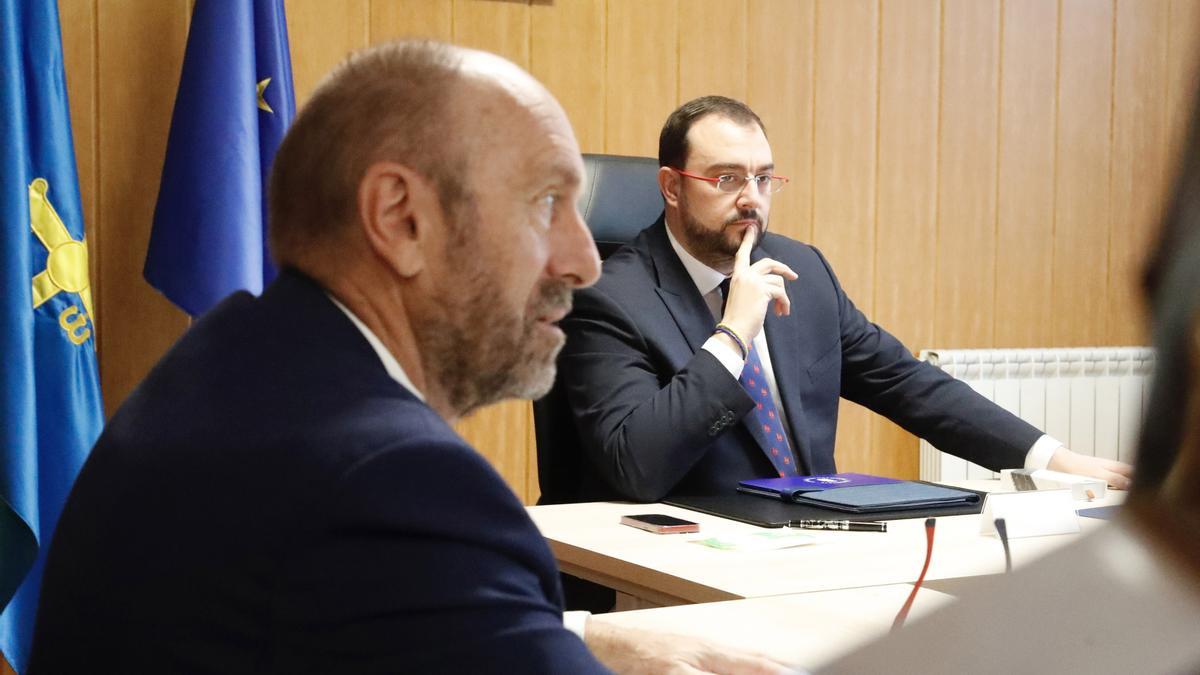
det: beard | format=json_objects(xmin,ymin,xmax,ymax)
[
  {"xmin": 415, "ymin": 209, "xmax": 573, "ymax": 417},
  {"xmin": 678, "ymin": 189, "xmax": 766, "ymax": 267}
]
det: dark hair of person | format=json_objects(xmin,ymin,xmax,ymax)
[{"xmin": 657, "ymin": 95, "xmax": 767, "ymax": 169}]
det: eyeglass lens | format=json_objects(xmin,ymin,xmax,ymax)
[{"xmin": 717, "ymin": 175, "xmax": 782, "ymax": 194}]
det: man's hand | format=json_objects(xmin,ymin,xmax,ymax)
[
  {"xmin": 584, "ymin": 619, "xmax": 791, "ymax": 675},
  {"xmin": 1047, "ymin": 447, "xmax": 1133, "ymax": 490},
  {"xmin": 720, "ymin": 226, "xmax": 798, "ymax": 345}
]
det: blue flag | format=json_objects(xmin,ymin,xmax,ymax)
[
  {"xmin": 1, "ymin": 0, "xmax": 105, "ymax": 670},
  {"xmin": 145, "ymin": 0, "xmax": 296, "ymax": 317}
]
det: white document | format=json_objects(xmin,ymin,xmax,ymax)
[{"xmin": 979, "ymin": 489, "xmax": 1079, "ymax": 538}]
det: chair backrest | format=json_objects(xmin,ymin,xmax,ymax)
[
  {"xmin": 534, "ymin": 154, "xmax": 663, "ymax": 504},
  {"xmin": 576, "ymin": 153, "xmax": 663, "ymax": 259}
]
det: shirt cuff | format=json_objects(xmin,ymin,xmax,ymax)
[
  {"xmin": 702, "ymin": 335, "xmax": 745, "ymax": 379},
  {"xmin": 1024, "ymin": 434, "xmax": 1062, "ymax": 470},
  {"xmin": 563, "ymin": 610, "xmax": 591, "ymax": 639}
]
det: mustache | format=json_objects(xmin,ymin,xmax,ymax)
[
  {"xmin": 530, "ymin": 278, "xmax": 574, "ymax": 319},
  {"xmin": 724, "ymin": 209, "xmax": 764, "ymax": 230}
]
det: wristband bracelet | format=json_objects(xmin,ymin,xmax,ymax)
[{"xmin": 713, "ymin": 323, "xmax": 748, "ymax": 360}]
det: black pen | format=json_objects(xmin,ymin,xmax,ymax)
[{"xmin": 788, "ymin": 519, "xmax": 887, "ymax": 532}]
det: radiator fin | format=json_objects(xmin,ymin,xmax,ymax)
[{"xmin": 916, "ymin": 347, "xmax": 1154, "ymax": 481}]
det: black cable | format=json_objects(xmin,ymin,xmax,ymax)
[{"xmin": 994, "ymin": 517, "xmax": 1012, "ymax": 573}]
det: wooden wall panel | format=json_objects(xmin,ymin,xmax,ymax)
[
  {"xmin": 530, "ymin": 0, "xmax": 606, "ymax": 153},
  {"xmin": 936, "ymin": 0, "xmax": 1000, "ymax": 349},
  {"xmin": 747, "ymin": 1, "xmax": 815, "ymax": 246},
  {"xmin": 66, "ymin": 1, "xmax": 1200, "ymax": 501},
  {"xmin": 94, "ymin": 0, "xmax": 191, "ymax": 415},
  {"xmin": 369, "ymin": 0, "xmax": 453, "ymax": 43},
  {"xmin": 1053, "ymin": 0, "xmax": 1114, "ymax": 347},
  {"xmin": 284, "ymin": 0, "xmax": 369, "ymax": 103},
  {"xmin": 866, "ymin": 0, "xmax": 941, "ymax": 480},
  {"xmin": 812, "ymin": 0, "xmax": 879, "ymax": 472},
  {"xmin": 605, "ymin": 0, "xmax": 678, "ymax": 156},
  {"xmin": 995, "ymin": 0, "xmax": 1058, "ymax": 348},
  {"xmin": 1167, "ymin": 0, "xmax": 1200, "ymax": 158},
  {"xmin": 451, "ymin": 0, "xmax": 529, "ymax": 67},
  {"xmin": 678, "ymin": 0, "xmax": 747, "ymax": 103},
  {"xmin": 1108, "ymin": 0, "xmax": 1170, "ymax": 345}
]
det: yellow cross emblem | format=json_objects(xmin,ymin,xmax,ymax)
[{"xmin": 30, "ymin": 177, "xmax": 95, "ymax": 345}]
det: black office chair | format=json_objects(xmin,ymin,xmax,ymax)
[
  {"xmin": 534, "ymin": 153, "xmax": 663, "ymax": 507},
  {"xmin": 534, "ymin": 153, "xmax": 662, "ymax": 612}
]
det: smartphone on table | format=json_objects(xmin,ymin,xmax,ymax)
[{"xmin": 619, "ymin": 513, "xmax": 700, "ymax": 534}]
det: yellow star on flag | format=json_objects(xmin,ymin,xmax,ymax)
[{"xmin": 256, "ymin": 77, "xmax": 273, "ymax": 113}]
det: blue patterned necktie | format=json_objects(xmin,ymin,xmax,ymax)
[{"xmin": 719, "ymin": 279, "xmax": 798, "ymax": 476}]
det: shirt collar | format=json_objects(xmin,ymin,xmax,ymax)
[
  {"xmin": 664, "ymin": 220, "xmax": 728, "ymax": 296},
  {"xmin": 326, "ymin": 293, "xmax": 426, "ymax": 402}
]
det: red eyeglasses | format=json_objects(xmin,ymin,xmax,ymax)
[{"xmin": 671, "ymin": 167, "xmax": 789, "ymax": 195}]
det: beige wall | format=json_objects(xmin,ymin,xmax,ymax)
[{"xmin": 60, "ymin": 0, "xmax": 1200, "ymax": 505}]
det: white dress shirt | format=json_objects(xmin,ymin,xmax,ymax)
[
  {"xmin": 328, "ymin": 294, "xmax": 590, "ymax": 638},
  {"xmin": 662, "ymin": 226, "xmax": 1060, "ymax": 470}
]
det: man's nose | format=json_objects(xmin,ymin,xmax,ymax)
[
  {"xmin": 735, "ymin": 178, "xmax": 765, "ymax": 209},
  {"xmin": 550, "ymin": 206, "xmax": 602, "ymax": 288}
]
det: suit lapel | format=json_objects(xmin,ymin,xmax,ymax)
[
  {"xmin": 755, "ymin": 241, "xmax": 814, "ymax": 474},
  {"xmin": 645, "ymin": 219, "xmax": 721, "ymax": 355}
]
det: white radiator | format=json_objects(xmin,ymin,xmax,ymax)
[{"xmin": 917, "ymin": 347, "xmax": 1155, "ymax": 481}]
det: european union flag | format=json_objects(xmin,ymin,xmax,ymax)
[
  {"xmin": 145, "ymin": 0, "xmax": 296, "ymax": 317},
  {"xmin": 1, "ymin": 0, "xmax": 105, "ymax": 670}
]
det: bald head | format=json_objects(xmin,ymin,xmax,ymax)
[
  {"xmin": 264, "ymin": 39, "xmax": 597, "ymax": 420},
  {"xmin": 267, "ymin": 40, "xmax": 556, "ymax": 267}
]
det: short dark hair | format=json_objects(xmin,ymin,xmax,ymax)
[
  {"xmin": 657, "ymin": 95, "xmax": 767, "ymax": 169},
  {"xmin": 268, "ymin": 40, "xmax": 469, "ymax": 264}
]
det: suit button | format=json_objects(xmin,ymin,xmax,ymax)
[{"xmin": 708, "ymin": 423, "xmax": 721, "ymax": 436}]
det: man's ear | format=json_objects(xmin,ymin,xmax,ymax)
[
  {"xmin": 357, "ymin": 161, "xmax": 439, "ymax": 277},
  {"xmin": 658, "ymin": 166, "xmax": 681, "ymax": 209}
]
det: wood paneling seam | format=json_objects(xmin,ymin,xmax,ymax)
[
  {"xmin": 1103, "ymin": 0, "xmax": 1118, "ymax": 340},
  {"xmin": 91, "ymin": 0, "xmax": 102, "ymax": 368},
  {"xmin": 992, "ymin": 0, "xmax": 1005, "ymax": 345},
  {"xmin": 1049, "ymin": 0, "xmax": 1062, "ymax": 334},
  {"xmin": 809, "ymin": 0, "xmax": 818, "ymax": 244},
  {"xmin": 871, "ymin": 0, "xmax": 883, "ymax": 318},
  {"xmin": 932, "ymin": 0, "xmax": 943, "ymax": 341}
]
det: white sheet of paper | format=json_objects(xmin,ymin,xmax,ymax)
[
  {"xmin": 693, "ymin": 530, "xmax": 817, "ymax": 552},
  {"xmin": 980, "ymin": 489, "xmax": 1080, "ymax": 538}
]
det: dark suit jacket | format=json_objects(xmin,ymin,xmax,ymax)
[
  {"xmin": 30, "ymin": 271, "xmax": 607, "ymax": 674},
  {"xmin": 556, "ymin": 218, "xmax": 1041, "ymax": 503}
]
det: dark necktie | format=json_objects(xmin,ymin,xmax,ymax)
[{"xmin": 719, "ymin": 279, "xmax": 798, "ymax": 476}]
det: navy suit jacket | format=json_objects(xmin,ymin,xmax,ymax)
[
  {"xmin": 556, "ymin": 218, "xmax": 1041, "ymax": 503},
  {"xmin": 31, "ymin": 271, "xmax": 607, "ymax": 673}
]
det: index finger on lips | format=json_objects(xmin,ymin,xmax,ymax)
[{"xmin": 734, "ymin": 224, "xmax": 758, "ymax": 272}]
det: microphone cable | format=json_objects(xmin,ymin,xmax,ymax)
[
  {"xmin": 891, "ymin": 517, "xmax": 936, "ymax": 632},
  {"xmin": 994, "ymin": 517, "xmax": 1012, "ymax": 573}
]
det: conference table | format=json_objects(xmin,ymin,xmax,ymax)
[
  {"xmin": 527, "ymin": 480, "xmax": 1124, "ymax": 608},
  {"xmin": 528, "ymin": 481, "xmax": 1125, "ymax": 669}
]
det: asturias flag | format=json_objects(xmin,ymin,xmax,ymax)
[
  {"xmin": 145, "ymin": 0, "xmax": 296, "ymax": 317},
  {"xmin": 1, "ymin": 0, "xmax": 105, "ymax": 670}
]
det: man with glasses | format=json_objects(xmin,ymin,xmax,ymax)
[{"xmin": 554, "ymin": 95, "xmax": 1131, "ymax": 506}]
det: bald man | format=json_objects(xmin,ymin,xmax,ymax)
[{"xmin": 29, "ymin": 41, "xmax": 783, "ymax": 674}]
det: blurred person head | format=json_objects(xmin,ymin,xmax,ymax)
[
  {"xmin": 267, "ymin": 40, "xmax": 601, "ymax": 419},
  {"xmin": 1133, "ymin": 82, "xmax": 1200, "ymax": 530}
]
